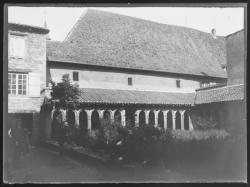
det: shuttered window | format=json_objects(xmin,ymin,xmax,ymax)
[
  {"xmin": 8, "ymin": 73, "xmax": 27, "ymax": 95},
  {"xmin": 9, "ymin": 35, "xmax": 25, "ymax": 58},
  {"xmin": 29, "ymin": 72, "xmax": 41, "ymax": 97}
]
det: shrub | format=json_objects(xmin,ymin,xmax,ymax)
[
  {"xmin": 119, "ymin": 124, "xmax": 164, "ymax": 163},
  {"xmin": 159, "ymin": 129, "xmax": 231, "ymax": 164}
]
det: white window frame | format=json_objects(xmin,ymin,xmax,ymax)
[
  {"xmin": 9, "ymin": 34, "xmax": 26, "ymax": 59},
  {"xmin": 8, "ymin": 72, "xmax": 28, "ymax": 96}
]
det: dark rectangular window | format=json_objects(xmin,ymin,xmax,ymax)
[
  {"xmin": 73, "ymin": 72, "xmax": 79, "ymax": 81},
  {"xmin": 128, "ymin": 77, "xmax": 132, "ymax": 86},
  {"xmin": 176, "ymin": 80, "xmax": 180, "ymax": 88}
]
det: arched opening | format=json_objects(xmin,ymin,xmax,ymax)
[
  {"xmin": 139, "ymin": 111, "xmax": 145, "ymax": 127},
  {"xmin": 66, "ymin": 109, "xmax": 75, "ymax": 128},
  {"xmin": 176, "ymin": 111, "xmax": 181, "ymax": 129},
  {"xmin": 149, "ymin": 111, "xmax": 155, "ymax": 126},
  {"xmin": 126, "ymin": 108, "xmax": 135, "ymax": 127},
  {"xmin": 114, "ymin": 110, "xmax": 121, "ymax": 123},
  {"xmin": 167, "ymin": 111, "xmax": 172, "ymax": 129},
  {"xmin": 184, "ymin": 111, "xmax": 189, "ymax": 130},
  {"xmin": 158, "ymin": 111, "xmax": 164, "ymax": 129},
  {"xmin": 104, "ymin": 110, "xmax": 110, "ymax": 121},
  {"xmin": 79, "ymin": 110, "xmax": 88, "ymax": 133},
  {"xmin": 91, "ymin": 110, "xmax": 100, "ymax": 130}
]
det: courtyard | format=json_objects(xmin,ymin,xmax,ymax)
[{"xmin": 5, "ymin": 141, "xmax": 245, "ymax": 183}]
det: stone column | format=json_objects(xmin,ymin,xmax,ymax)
[
  {"xmin": 180, "ymin": 110, "xmax": 185, "ymax": 130},
  {"xmin": 120, "ymin": 109, "xmax": 126, "ymax": 127},
  {"xmin": 153, "ymin": 110, "xmax": 160, "ymax": 127},
  {"xmin": 85, "ymin": 109, "xmax": 93, "ymax": 131},
  {"xmin": 109, "ymin": 110, "xmax": 116, "ymax": 122},
  {"xmin": 163, "ymin": 110, "xmax": 169, "ymax": 130},
  {"xmin": 145, "ymin": 110, "xmax": 150, "ymax": 125},
  {"xmin": 60, "ymin": 109, "xmax": 67, "ymax": 122},
  {"xmin": 171, "ymin": 110, "xmax": 177, "ymax": 130},
  {"xmin": 188, "ymin": 115, "xmax": 194, "ymax": 131},
  {"xmin": 135, "ymin": 110, "xmax": 141, "ymax": 126},
  {"xmin": 74, "ymin": 109, "xmax": 81, "ymax": 129},
  {"xmin": 97, "ymin": 110, "xmax": 105, "ymax": 119},
  {"xmin": 51, "ymin": 108, "xmax": 55, "ymax": 120}
]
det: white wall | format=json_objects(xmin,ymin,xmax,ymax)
[{"xmin": 49, "ymin": 67, "xmax": 202, "ymax": 93}]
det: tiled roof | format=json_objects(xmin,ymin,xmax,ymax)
[
  {"xmin": 195, "ymin": 84, "xmax": 244, "ymax": 104},
  {"xmin": 78, "ymin": 88, "xmax": 195, "ymax": 105},
  {"xmin": 47, "ymin": 9, "xmax": 227, "ymax": 79},
  {"xmin": 9, "ymin": 22, "xmax": 49, "ymax": 34}
]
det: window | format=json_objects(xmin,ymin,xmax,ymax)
[
  {"xmin": 176, "ymin": 80, "xmax": 180, "ymax": 88},
  {"xmin": 9, "ymin": 35, "xmax": 25, "ymax": 58},
  {"xmin": 128, "ymin": 77, "xmax": 133, "ymax": 86},
  {"xmin": 73, "ymin": 72, "xmax": 79, "ymax": 81},
  {"xmin": 8, "ymin": 73, "xmax": 27, "ymax": 95}
]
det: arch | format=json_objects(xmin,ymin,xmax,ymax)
[
  {"xmin": 104, "ymin": 110, "xmax": 110, "ymax": 120},
  {"xmin": 114, "ymin": 110, "xmax": 121, "ymax": 123},
  {"xmin": 79, "ymin": 110, "xmax": 88, "ymax": 133},
  {"xmin": 184, "ymin": 111, "xmax": 189, "ymax": 130},
  {"xmin": 167, "ymin": 111, "xmax": 173, "ymax": 129},
  {"xmin": 176, "ymin": 111, "xmax": 181, "ymax": 129},
  {"xmin": 126, "ymin": 108, "xmax": 135, "ymax": 127},
  {"xmin": 91, "ymin": 110, "xmax": 100, "ymax": 130},
  {"xmin": 139, "ymin": 111, "xmax": 145, "ymax": 127},
  {"xmin": 149, "ymin": 111, "xmax": 155, "ymax": 126},
  {"xmin": 66, "ymin": 109, "xmax": 75, "ymax": 128},
  {"xmin": 51, "ymin": 109, "xmax": 61, "ymax": 138},
  {"xmin": 158, "ymin": 111, "xmax": 164, "ymax": 129}
]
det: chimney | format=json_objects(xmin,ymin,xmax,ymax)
[{"xmin": 211, "ymin": 28, "xmax": 217, "ymax": 39}]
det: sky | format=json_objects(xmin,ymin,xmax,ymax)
[{"xmin": 8, "ymin": 6, "xmax": 244, "ymax": 41}]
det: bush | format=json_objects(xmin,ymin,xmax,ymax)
[
  {"xmin": 119, "ymin": 124, "xmax": 164, "ymax": 163},
  {"xmin": 159, "ymin": 129, "xmax": 231, "ymax": 164}
]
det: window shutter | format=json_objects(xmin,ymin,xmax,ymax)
[{"xmin": 29, "ymin": 72, "xmax": 41, "ymax": 97}]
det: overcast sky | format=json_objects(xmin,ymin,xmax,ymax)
[{"xmin": 8, "ymin": 6, "xmax": 244, "ymax": 41}]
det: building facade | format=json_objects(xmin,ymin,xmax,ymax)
[
  {"xmin": 43, "ymin": 9, "xmax": 230, "ymax": 139},
  {"xmin": 8, "ymin": 23, "xmax": 49, "ymax": 144}
]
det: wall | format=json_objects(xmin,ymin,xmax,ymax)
[
  {"xmin": 226, "ymin": 30, "xmax": 245, "ymax": 85},
  {"xmin": 190, "ymin": 100, "xmax": 246, "ymax": 134},
  {"xmin": 8, "ymin": 31, "xmax": 47, "ymax": 113},
  {"xmin": 48, "ymin": 64, "xmax": 219, "ymax": 93}
]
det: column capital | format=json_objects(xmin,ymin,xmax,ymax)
[
  {"xmin": 163, "ymin": 110, "xmax": 169, "ymax": 114},
  {"xmin": 171, "ymin": 110, "xmax": 177, "ymax": 114},
  {"xmin": 179, "ymin": 110, "xmax": 186, "ymax": 115},
  {"xmin": 144, "ymin": 110, "xmax": 150, "ymax": 115},
  {"xmin": 85, "ymin": 109, "xmax": 94, "ymax": 116},
  {"xmin": 153, "ymin": 110, "xmax": 160, "ymax": 115},
  {"xmin": 135, "ymin": 110, "xmax": 141, "ymax": 115}
]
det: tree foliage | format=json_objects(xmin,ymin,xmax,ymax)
[{"xmin": 50, "ymin": 74, "xmax": 81, "ymax": 107}]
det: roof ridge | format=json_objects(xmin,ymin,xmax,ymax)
[{"xmin": 71, "ymin": 8, "xmax": 226, "ymax": 38}]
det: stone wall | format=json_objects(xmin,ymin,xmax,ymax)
[
  {"xmin": 226, "ymin": 30, "xmax": 245, "ymax": 85},
  {"xmin": 8, "ymin": 31, "xmax": 47, "ymax": 113},
  {"xmin": 48, "ymin": 64, "xmax": 223, "ymax": 93}
]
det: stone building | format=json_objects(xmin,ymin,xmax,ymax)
[
  {"xmin": 192, "ymin": 29, "xmax": 245, "ymax": 134},
  {"xmin": 43, "ymin": 9, "xmax": 232, "ymax": 139},
  {"xmin": 7, "ymin": 23, "xmax": 49, "ymax": 144}
]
